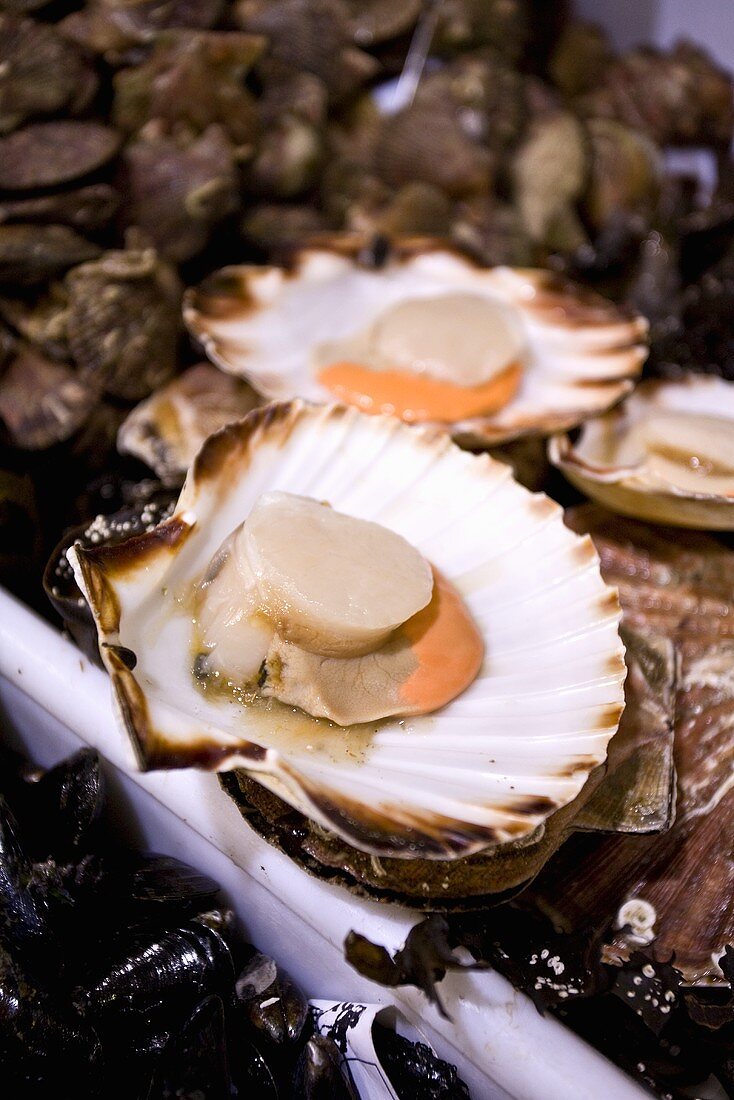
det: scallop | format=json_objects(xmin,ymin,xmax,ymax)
[
  {"xmin": 550, "ymin": 377, "xmax": 734, "ymax": 530},
  {"xmin": 184, "ymin": 239, "xmax": 648, "ymax": 447},
  {"xmin": 69, "ymin": 401, "xmax": 626, "ymax": 859}
]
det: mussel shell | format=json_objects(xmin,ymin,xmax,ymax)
[
  {"xmin": 0, "ymin": 122, "xmax": 121, "ymax": 191},
  {"xmin": 13, "ymin": 749, "xmax": 104, "ymax": 861},
  {"xmin": 0, "ymin": 795, "xmax": 54, "ymax": 966},
  {"xmin": 293, "ymin": 1034, "xmax": 358, "ymax": 1099},
  {"xmin": 235, "ymin": 951, "xmax": 309, "ymax": 1047},
  {"xmin": 145, "ymin": 994, "xmax": 233, "ymax": 1099},
  {"xmin": 79, "ymin": 919, "xmax": 236, "ymax": 1053},
  {"xmin": 0, "ymin": 946, "xmax": 102, "ymax": 1096}
]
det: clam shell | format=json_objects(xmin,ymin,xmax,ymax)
[
  {"xmin": 184, "ymin": 241, "xmax": 647, "ymax": 447},
  {"xmin": 550, "ymin": 377, "xmax": 734, "ymax": 530},
  {"xmin": 70, "ymin": 401, "xmax": 625, "ymax": 860}
]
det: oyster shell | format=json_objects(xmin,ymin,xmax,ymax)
[
  {"xmin": 117, "ymin": 363, "xmax": 261, "ymax": 483},
  {"xmin": 550, "ymin": 377, "xmax": 734, "ymax": 529},
  {"xmin": 184, "ymin": 241, "xmax": 648, "ymax": 446},
  {"xmin": 70, "ymin": 401, "xmax": 625, "ymax": 860},
  {"xmin": 528, "ymin": 505, "xmax": 734, "ymax": 985}
]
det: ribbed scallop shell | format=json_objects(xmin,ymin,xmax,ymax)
[
  {"xmin": 550, "ymin": 377, "xmax": 734, "ymax": 530},
  {"xmin": 183, "ymin": 241, "xmax": 648, "ymax": 447},
  {"xmin": 70, "ymin": 401, "xmax": 626, "ymax": 859}
]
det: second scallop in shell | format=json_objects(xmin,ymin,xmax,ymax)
[{"xmin": 184, "ymin": 239, "xmax": 648, "ymax": 448}]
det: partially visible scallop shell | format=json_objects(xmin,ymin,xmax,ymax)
[
  {"xmin": 184, "ymin": 241, "xmax": 648, "ymax": 447},
  {"xmin": 550, "ymin": 377, "xmax": 734, "ymax": 530},
  {"xmin": 529, "ymin": 505, "xmax": 734, "ymax": 985},
  {"xmin": 70, "ymin": 401, "xmax": 625, "ymax": 860},
  {"xmin": 118, "ymin": 363, "xmax": 261, "ymax": 483}
]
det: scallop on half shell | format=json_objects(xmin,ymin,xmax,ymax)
[
  {"xmin": 183, "ymin": 240, "xmax": 648, "ymax": 448},
  {"xmin": 550, "ymin": 377, "xmax": 734, "ymax": 530},
  {"xmin": 69, "ymin": 401, "xmax": 626, "ymax": 859}
]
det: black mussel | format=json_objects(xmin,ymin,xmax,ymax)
[
  {"xmin": 0, "ymin": 185, "xmax": 121, "ymax": 233},
  {"xmin": 235, "ymin": 952, "xmax": 309, "ymax": 1048},
  {"xmin": 0, "ymin": 795, "xmax": 54, "ymax": 965},
  {"xmin": 372, "ymin": 1024, "xmax": 471, "ymax": 1100},
  {"xmin": 145, "ymin": 994, "xmax": 234, "ymax": 1099},
  {"xmin": 43, "ymin": 485, "xmax": 176, "ymax": 659},
  {"xmin": 0, "ymin": 121, "xmax": 121, "ymax": 191},
  {"xmin": 293, "ymin": 1034, "xmax": 358, "ymax": 1100},
  {"xmin": 66, "ymin": 852, "xmax": 223, "ymax": 929},
  {"xmin": 0, "ymin": 225, "xmax": 100, "ymax": 287},
  {"xmin": 0, "ymin": 15, "xmax": 97, "ymax": 135},
  {"xmin": 79, "ymin": 920, "xmax": 236, "ymax": 1056},
  {"xmin": 0, "ymin": 467, "xmax": 41, "ymax": 601},
  {"xmin": 64, "ymin": 246, "xmax": 182, "ymax": 401},
  {"xmin": 0, "ymin": 945, "xmax": 102, "ymax": 1098},
  {"xmin": 17, "ymin": 749, "xmax": 104, "ymax": 861}
]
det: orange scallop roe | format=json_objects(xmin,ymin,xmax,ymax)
[
  {"xmin": 317, "ymin": 361, "xmax": 523, "ymax": 424},
  {"xmin": 398, "ymin": 567, "xmax": 484, "ymax": 714}
]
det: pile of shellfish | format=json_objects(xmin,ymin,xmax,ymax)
[{"xmin": 1, "ymin": 2, "xmax": 734, "ymax": 1097}]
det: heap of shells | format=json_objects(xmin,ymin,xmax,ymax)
[{"xmin": 1, "ymin": 0, "xmax": 733, "ymax": 594}]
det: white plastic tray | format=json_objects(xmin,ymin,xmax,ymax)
[{"xmin": 0, "ymin": 588, "xmax": 650, "ymax": 1100}]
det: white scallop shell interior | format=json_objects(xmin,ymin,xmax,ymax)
[
  {"xmin": 549, "ymin": 376, "xmax": 734, "ymax": 529},
  {"xmin": 185, "ymin": 250, "xmax": 647, "ymax": 444},
  {"xmin": 71, "ymin": 403, "xmax": 626, "ymax": 858}
]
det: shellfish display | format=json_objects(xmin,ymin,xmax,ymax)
[
  {"xmin": 550, "ymin": 377, "xmax": 734, "ymax": 529},
  {"xmin": 184, "ymin": 241, "xmax": 648, "ymax": 447},
  {"xmin": 1, "ymin": 0, "xmax": 734, "ymax": 1094},
  {"xmin": 70, "ymin": 401, "xmax": 626, "ymax": 860}
]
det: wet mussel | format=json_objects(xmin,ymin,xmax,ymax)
[{"xmin": 1, "ymin": 740, "xmax": 463, "ymax": 1098}]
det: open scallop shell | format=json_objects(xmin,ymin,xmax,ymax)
[
  {"xmin": 69, "ymin": 401, "xmax": 626, "ymax": 860},
  {"xmin": 183, "ymin": 239, "xmax": 648, "ymax": 447},
  {"xmin": 550, "ymin": 377, "xmax": 734, "ymax": 530}
]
